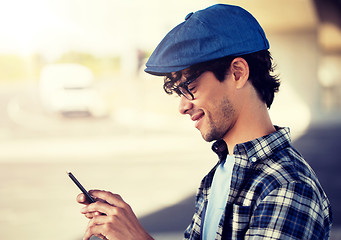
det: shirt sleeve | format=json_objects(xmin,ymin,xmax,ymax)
[{"xmin": 246, "ymin": 182, "xmax": 331, "ymax": 240}]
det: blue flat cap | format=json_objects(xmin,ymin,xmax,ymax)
[{"xmin": 145, "ymin": 4, "xmax": 269, "ymax": 76}]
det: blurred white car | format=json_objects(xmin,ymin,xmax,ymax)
[{"xmin": 39, "ymin": 63, "xmax": 108, "ymax": 117}]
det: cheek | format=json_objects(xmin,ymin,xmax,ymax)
[{"xmin": 212, "ymin": 96, "xmax": 236, "ymax": 124}]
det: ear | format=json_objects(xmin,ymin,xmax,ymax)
[{"xmin": 230, "ymin": 57, "xmax": 249, "ymax": 89}]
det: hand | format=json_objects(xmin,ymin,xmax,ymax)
[
  {"xmin": 77, "ymin": 191, "xmax": 102, "ymax": 219},
  {"xmin": 79, "ymin": 190, "xmax": 154, "ymax": 240}
]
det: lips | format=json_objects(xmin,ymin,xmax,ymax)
[{"xmin": 191, "ymin": 111, "xmax": 205, "ymax": 129}]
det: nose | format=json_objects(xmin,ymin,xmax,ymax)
[{"xmin": 178, "ymin": 96, "xmax": 193, "ymax": 115}]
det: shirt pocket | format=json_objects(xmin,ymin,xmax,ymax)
[{"xmin": 230, "ymin": 204, "xmax": 252, "ymax": 239}]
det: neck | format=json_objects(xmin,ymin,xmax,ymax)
[{"xmin": 223, "ymin": 102, "xmax": 276, "ymax": 154}]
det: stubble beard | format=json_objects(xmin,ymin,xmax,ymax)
[{"xmin": 201, "ymin": 96, "xmax": 235, "ymax": 142}]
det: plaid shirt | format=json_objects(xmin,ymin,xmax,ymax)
[{"xmin": 184, "ymin": 127, "xmax": 332, "ymax": 240}]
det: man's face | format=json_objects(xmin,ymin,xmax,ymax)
[{"xmin": 178, "ymin": 70, "xmax": 237, "ymax": 142}]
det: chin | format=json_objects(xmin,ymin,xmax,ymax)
[
  {"xmin": 201, "ymin": 132, "xmax": 217, "ymax": 143},
  {"xmin": 201, "ymin": 128, "xmax": 226, "ymax": 142}
]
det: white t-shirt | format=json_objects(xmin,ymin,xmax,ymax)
[{"xmin": 202, "ymin": 155, "xmax": 235, "ymax": 239}]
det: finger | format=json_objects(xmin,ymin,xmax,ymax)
[
  {"xmin": 77, "ymin": 193, "xmax": 94, "ymax": 205},
  {"xmin": 83, "ymin": 224, "xmax": 108, "ymax": 240},
  {"xmin": 89, "ymin": 190, "xmax": 126, "ymax": 207},
  {"xmin": 77, "ymin": 193, "xmax": 87, "ymax": 203},
  {"xmin": 83, "ymin": 211, "xmax": 102, "ymax": 219},
  {"xmin": 81, "ymin": 201, "xmax": 116, "ymax": 216},
  {"xmin": 87, "ymin": 215, "xmax": 109, "ymax": 230},
  {"xmin": 86, "ymin": 216, "xmax": 112, "ymax": 239}
]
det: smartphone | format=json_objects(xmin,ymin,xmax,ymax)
[{"xmin": 67, "ymin": 171, "xmax": 95, "ymax": 203}]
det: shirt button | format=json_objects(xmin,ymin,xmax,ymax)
[{"xmin": 251, "ymin": 157, "xmax": 257, "ymax": 162}]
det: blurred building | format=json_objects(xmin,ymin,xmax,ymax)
[
  {"xmin": 1, "ymin": 0, "xmax": 340, "ymax": 126},
  {"xmin": 217, "ymin": 0, "xmax": 341, "ymax": 118}
]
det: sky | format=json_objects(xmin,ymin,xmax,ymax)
[{"xmin": 0, "ymin": 0, "xmax": 215, "ymax": 59}]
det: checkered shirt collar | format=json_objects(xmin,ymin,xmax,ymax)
[
  {"xmin": 211, "ymin": 126, "xmax": 291, "ymax": 164},
  {"xmin": 234, "ymin": 126, "xmax": 291, "ymax": 163}
]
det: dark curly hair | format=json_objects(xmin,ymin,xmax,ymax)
[{"xmin": 163, "ymin": 50, "xmax": 280, "ymax": 108}]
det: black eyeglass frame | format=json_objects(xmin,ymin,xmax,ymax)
[{"xmin": 173, "ymin": 71, "xmax": 203, "ymax": 100}]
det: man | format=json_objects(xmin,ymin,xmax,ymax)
[{"xmin": 78, "ymin": 4, "xmax": 332, "ymax": 240}]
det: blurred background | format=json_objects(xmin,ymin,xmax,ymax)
[{"xmin": 0, "ymin": 0, "xmax": 340, "ymax": 239}]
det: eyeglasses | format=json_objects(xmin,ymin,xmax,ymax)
[
  {"xmin": 173, "ymin": 78, "xmax": 195, "ymax": 100},
  {"xmin": 173, "ymin": 72, "xmax": 202, "ymax": 100}
]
